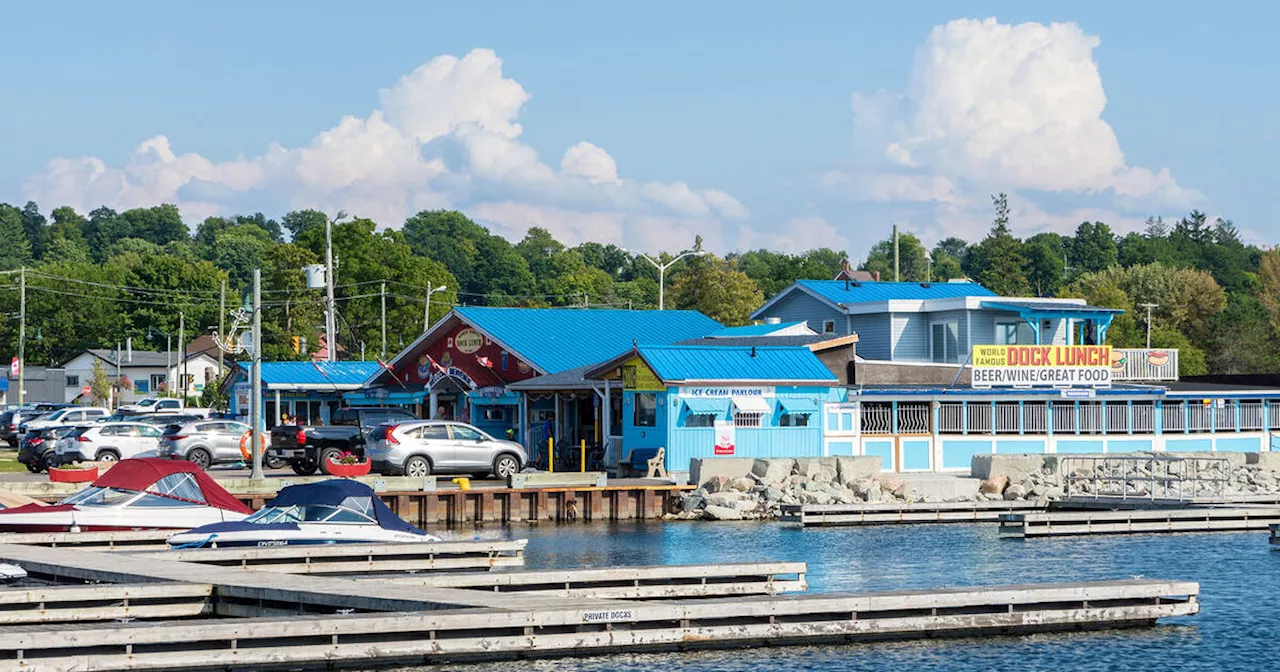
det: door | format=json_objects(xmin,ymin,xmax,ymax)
[
  {"xmin": 135, "ymin": 424, "xmax": 163, "ymax": 455},
  {"xmin": 448, "ymin": 424, "xmax": 490, "ymax": 470},
  {"xmin": 823, "ymin": 403, "xmax": 859, "ymax": 456},
  {"xmin": 218, "ymin": 422, "xmax": 250, "ymax": 461}
]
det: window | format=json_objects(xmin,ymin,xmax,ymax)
[
  {"xmin": 633, "ymin": 393, "xmax": 657, "ymax": 427},
  {"xmin": 450, "ymin": 425, "xmax": 484, "ymax": 441},
  {"xmin": 684, "ymin": 413, "xmax": 715, "ymax": 428},
  {"xmin": 419, "ymin": 425, "xmax": 449, "ymax": 440},
  {"xmin": 931, "ymin": 321, "xmax": 960, "ymax": 363},
  {"xmin": 822, "ymin": 319, "xmax": 836, "ymax": 334},
  {"xmin": 779, "ymin": 413, "xmax": 810, "ymax": 427},
  {"xmin": 66, "ymin": 375, "xmax": 80, "ymax": 388},
  {"xmin": 482, "ymin": 407, "xmax": 506, "ymax": 421},
  {"xmin": 138, "ymin": 426, "xmax": 162, "ymax": 438},
  {"xmin": 734, "ymin": 412, "xmax": 764, "ymax": 428},
  {"xmin": 151, "ymin": 374, "xmax": 168, "ymax": 390}
]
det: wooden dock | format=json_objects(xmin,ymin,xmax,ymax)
[
  {"xmin": 1000, "ymin": 507, "xmax": 1280, "ymax": 538},
  {"xmin": 781, "ymin": 500, "xmax": 1043, "ymax": 526}
]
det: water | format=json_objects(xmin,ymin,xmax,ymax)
[{"xmin": 410, "ymin": 522, "xmax": 1280, "ymax": 671}]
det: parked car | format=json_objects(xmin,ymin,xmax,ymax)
[
  {"xmin": 158, "ymin": 420, "xmax": 284, "ymax": 470},
  {"xmin": 119, "ymin": 398, "xmax": 212, "ymax": 417},
  {"xmin": 52, "ymin": 422, "xmax": 165, "ymax": 465},
  {"xmin": 130, "ymin": 413, "xmax": 205, "ymax": 428},
  {"xmin": 268, "ymin": 407, "xmax": 418, "ymax": 476},
  {"xmin": 16, "ymin": 425, "xmax": 81, "ymax": 473},
  {"xmin": 0, "ymin": 410, "xmax": 45, "ymax": 447},
  {"xmin": 21, "ymin": 407, "xmax": 110, "ymax": 434},
  {"xmin": 366, "ymin": 421, "xmax": 526, "ymax": 479}
]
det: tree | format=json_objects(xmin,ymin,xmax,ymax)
[
  {"xmin": 89, "ymin": 359, "xmax": 113, "ymax": 406},
  {"xmin": 0, "ymin": 204, "xmax": 31, "ymax": 269},
  {"xmin": 1208, "ymin": 294, "xmax": 1279, "ymax": 374},
  {"xmin": 669, "ymin": 255, "xmax": 763, "ymax": 326},
  {"xmin": 281, "ymin": 209, "xmax": 328, "ymax": 241},
  {"xmin": 861, "ymin": 231, "xmax": 928, "ymax": 281},
  {"xmin": 1069, "ymin": 222, "xmax": 1118, "ymax": 273},
  {"xmin": 1257, "ymin": 248, "xmax": 1280, "ymax": 333},
  {"xmin": 965, "ymin": 194, "xmax": 1030, "ymax": 296},
  {"xmin": 1024, "ymin": 241, "xmax": 1064, "ymax": 296},
  {"xmin": 21, "ymin": 202, "xmax": 48, "ymax": 261}
]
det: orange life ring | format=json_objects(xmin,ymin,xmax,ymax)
[{"xmin": 239, "ymin": 431, "xmax": 267, "ymax": 461}]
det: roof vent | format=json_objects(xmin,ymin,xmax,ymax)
[
  {"xmin": 750, "ymin": 346, "xmax": 757, "ymax": 359},
  {"xmin": 850, "ymin": 281, "xmax": 861, "ymax": 288}
]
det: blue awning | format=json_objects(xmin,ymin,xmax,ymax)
[
  {"xmin": 682, "ymin": 398, "xmax": 728, "ymax": 415},
  {"xmin": 777, "ymin": 398, "xmax": 819, "ymax": 414}
]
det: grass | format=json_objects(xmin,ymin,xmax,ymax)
[{"xmin": 0, "ymin": 449, "xmax": 26, "ymax": 473}]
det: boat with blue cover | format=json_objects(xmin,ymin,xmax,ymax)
[{"xmin": 165, "ymin": 479, "xmax": 441, "ymax": 548}]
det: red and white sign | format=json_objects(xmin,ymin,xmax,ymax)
[
  {"xmin": 81, "ymin": 385, "xmax": 91, "ymax": 396},
  {"xmin": 9, "ymin": 357, "xmax": 19, "ymax": 377},
  {"xmin": 713, "ymin": 420, "xmax": 735, "ymax": 456}
]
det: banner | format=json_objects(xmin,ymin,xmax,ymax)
[
  {"xmin": 971, "ymin": 345, "xmax": 1112, "ymax": 388},
  {"xmin": 713, "ymin": 420, "xmax": 735, "ymax": 455}
]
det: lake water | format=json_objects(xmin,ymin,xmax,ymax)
[{"xmin": 405, "ymin": 521, "xmax": 1279, "ymax": 671}]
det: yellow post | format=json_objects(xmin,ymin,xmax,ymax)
[
  {"xmin": 580, "ymin": 439, "xmax": 586, "ymax": 472},
  {"xmin": 548, "ymin": 437, "xmax": 554, "ymax": 473}
]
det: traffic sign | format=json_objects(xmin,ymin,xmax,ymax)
[{"xmin": 81, "ymin": 385, "xmax": 91, "ymax": 396}]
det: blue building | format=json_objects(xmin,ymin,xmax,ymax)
[
  {"xmin": 751, "ymin": 280, "xmax": 1121, "ymax": 364},
  {"xmin": 585, "ymin": 345, "xmax": 838, "ymax": 473},
  {"xmin": 224, "ymin": 361, "xmax": 382, "ymax": 427}
]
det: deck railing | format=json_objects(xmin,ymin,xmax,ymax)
[{"xmin": 1111, "ymin": 348, "xmax": 1179, "ymax": 381}]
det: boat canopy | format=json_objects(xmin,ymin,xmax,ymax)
[
  {"xmin": 90, "ymin": 459, "xmax": 250, "ymax": 514},
  {"xmin": 263, "ymin": 480, "xmax": 426, "ymax": 535}
]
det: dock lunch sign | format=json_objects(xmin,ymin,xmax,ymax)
[{"xmin": 971, "ymin": 345, "xmax": 1112, "ymax": 389}]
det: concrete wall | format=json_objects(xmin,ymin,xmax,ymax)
[
  {"xmin": 855, "ymin": 360, "xmax": 971, "ymax": 386},
  {"xmin": 815, "ymin": 343, "xmax": 857, "ymax": 385}
]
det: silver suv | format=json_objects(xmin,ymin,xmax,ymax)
[{"xmin": 366, "ymin": 421, "xmax": 526, "ymax": 479}]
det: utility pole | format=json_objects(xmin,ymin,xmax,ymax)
[
  {"xmin": 628, "ymin": 248, "xmax": 708, "ymax": 310},
  {"xmin": 324, "ymin": 213, "xmax": 342, "ymax": 363},
  {"xmin": 217, "ymin": 278, "xmax": 226, "ymax": 385},
  {"xmin": 423, "ymin": 281, "xmax": 448, "ymax": 331},
  {"xmin": 178, "ymin": 312, "xmax": 185, "ymax": 400},
  {"xmin": 17, "ymin": 267, "xmax": 24, "ymax": 407},
  {"xmin": 250, "ymin": 268, "xmax": 264, "ymax": 480},
  {"xmin": 380, "ymin": 281, "xmax": 387, "ymax": 360},
  {"xmin": 893, "ymin": 224, "xmax": 900, "ymax": 282},
  {"xmin": 1139, "ymin": 302, "xmax": 1158, "ymax": 348}
]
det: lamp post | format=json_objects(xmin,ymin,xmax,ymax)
[
  {"xmin": 1138, "ymin": 302, "xmax": 1158, "ymax": 348},
  {"xmin": 627, "ymin": 249, "xmax": 708, "ymax": 310},
  {"xmin": 423, "ymin": 282, "xmax": 449, "ymax": 331},
  {"xmin": 324, "ymin": 211, "xmax": 347, "ymax": 362}
]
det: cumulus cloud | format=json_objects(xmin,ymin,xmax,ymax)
[
  {"xmin": 23, "ymin": 48, "xmax": 746, "ymax": 251},
  {"xmin": 832, "ymin": 18, "xmax": 1202, "ymax": 244}
]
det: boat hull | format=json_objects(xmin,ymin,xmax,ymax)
[
  {"xmin": 0, "ymin": 507, "xmax": 247, "ymax": 534},
  {"xmin": 167, "ymin": 524, "xmax": 439, "ymax": 548}
]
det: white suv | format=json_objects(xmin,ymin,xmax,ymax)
[
  {"xmin": 54, "ymin": 422, "xmax": 164, "ymax": 464},
  {"xmin": 22, "ymin": 407, "xmax": 110, "ymax": 434}
]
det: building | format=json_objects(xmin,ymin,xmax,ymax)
[
  {"xmin": 223, "ymin": 361, "xmax": 382, "ymax": 427},
  {"xmin": 677, "ymin": 330, "xmax": 859, "ymax": 385},
  {"xmin": 364, "ymin": 307, "xmax": 723, "ymax": 465},
  {"xmin": 60, "ymin": 349, "xmax": 221, "ymax": 404},
  {"xmin": 584, "ymin": 344, "xmax": 838, "ymax": 473},
  {"xmin": 4, "ymin": 367, "xmax": 68, "ymax": 405}
]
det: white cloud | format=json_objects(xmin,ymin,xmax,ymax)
[
  {"xmin": 23, "ymin": 48, "xmax": 747, "ymax": 251},
  {"xmin": 833, "ymin": 18, "xmax": 1203, "ymax": 247},
  {"xmin": 738, "ymin": 216, "xmax": 850, "ymax": 254}
]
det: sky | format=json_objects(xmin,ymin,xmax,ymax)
[{"xmin": 2, "ymin": 1, "xmax": 1277, "ymax": 258}]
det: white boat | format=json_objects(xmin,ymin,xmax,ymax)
[
  {"xmin": 0, "ymin": 563, "xmax": 26, "ymax": 582},
  {"xmin": 167, "ymin": 480, "xmax": 442, "ymax": 548},
  {"xmin": 0, "ymin": 458, "xmax": 251, "ymax": 533}
]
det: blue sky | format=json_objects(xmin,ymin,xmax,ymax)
[{"xmin": 3, "ymin": 1, "xmax": 1276, "ymax": 256}]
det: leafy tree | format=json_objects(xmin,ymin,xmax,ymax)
[
  {"xmin": 119, "ymin": 204, "xmax": 189, "ymax": 246},
  {"xmin": 669, "ymin": 255, "xmax": 763, "ymax": 326},
  {"xmin": 89, "ymin": 359, "xmax": 113, "ymax": 406},
  {"xmin": 861, "ymin": 232, "xmax": 928, "ymax": 281},
  {"xmin": 934, "ymin": 237, "xmax": 969, "ymax": 264},
  {"xmin": 1208, "ymin": 294, "xmax": 1279, "ymax": 374},
  {"xmin": 281, "ymin": 209, "xmax": 328, "ymax": 241},
  {"xmin": 21, "ymin": 202, "xmax": 48, "ymax": 260},
  {"xmin": 213, "ymin": 224, "xmax": 275, "ymax": 287},
  {"xmin": 1024, "ymin": 241, "xmax": 1064, "ymax": 296},
  {"xmin": 0, "ymin": 204, "xmax": 31, "ymax": 269},
  {"xmin": 1069, "ymin": 222, "xmax": 1118, "ymax": 273},
  {"xmin": 964, "ymin": 194, "xmax": 1030, "ymax": 296}
]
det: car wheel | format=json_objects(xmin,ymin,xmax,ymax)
[
  {"xmin": 96, "ymin": 450, "xmax": 120, "ymax": 463},
  {"xmin": 265, "ymin": 455, "xmax": 286, "ymax": 470},
  {"xmin": 24, "ymin": 462, "xmax": 41, "ymax": 474},
  {"xmin": 404, "ymin": 456, "xmax": 432, "ymax": 478},
  {"xmin": 290, "ymin": 459, "xmax": 318, "ymax": 476},
  {"xmin": 186, "ymin": 448, "xmax": 212, "ymax": 470},
  {"xmin": 493, "ymin": 454, "xmax": 519, "ymax": 480},
  {"xmin": 318, "ymin": 448, "xmax": 343, "ymax": 475}
]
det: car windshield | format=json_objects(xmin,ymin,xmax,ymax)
[
  {"xmin": 138, "ymin": 399, "xmax": 157, "ymax": 407},
  {"xmin": 246, "ymin": 497, "xmax": 378, "ymax": 525}
]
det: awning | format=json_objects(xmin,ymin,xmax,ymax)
[
  {"xmin": 682, "ymin": 398, "xmax": 729, "ymax": 415},
  {"xmin": 731, "ymin": 396, "xmax": 772, "ymax": 413},
  {"xmin": 776, "ymin": 397, "xmax": 819, "ymax": 414}
]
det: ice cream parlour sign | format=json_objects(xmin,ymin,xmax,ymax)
[{"xmin": 679, "ymin": 386, "xmax": 775, "ymax": 398}]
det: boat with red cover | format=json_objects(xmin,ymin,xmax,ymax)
[{"xmin": 0, "ymin": 458, "xmax": 251, "ymax": 532}]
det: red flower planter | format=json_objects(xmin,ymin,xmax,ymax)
[
  {"xmin": 50, "ymin": 467, "xmax": 98, "ymax": 483},
  {"xmin": 325, "ymin": 460, "xmax": 371, "ymax": 478}
]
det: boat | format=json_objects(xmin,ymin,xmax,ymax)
[
  {"xmin": 0, "ymin": 458, "xmax": 251, "ymax": 532},
  {"xmin": 166, "ymin": 480, "xmax": 442, "ymax": 548},
  {"xmin": 0, "ymin": 563, "xmax": 26, "ymax": 582}
]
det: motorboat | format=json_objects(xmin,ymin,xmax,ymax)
[
  {"xmin": 0, "ymin": 563, "xmax": 26, "ymax": 582},
  {"xmin": 0, "ymin": 458, "xmax": 251, "ymax": 533},
  {"xmin": 166, "ymin": 480, "xmax": 441, "ymax": 548}
]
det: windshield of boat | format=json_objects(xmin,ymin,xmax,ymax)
[
  {"xmin": 245, "ymin": 497, "xmax": 378, "ymax": 525},
  {"xmin": 59, "ymin": 473, "xmax": 210, "ymax": 508}
]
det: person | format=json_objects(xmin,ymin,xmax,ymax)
[
  {"xmin": 437, "ymin": 406, "xmax": 451, "ymax": 421},
  {"xmin": 505, "ymin": 427, "xmax": 516, "ymax": 441}
]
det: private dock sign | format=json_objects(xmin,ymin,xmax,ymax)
[{"xmin": 971, "ymin": 345, "xmax": 1112, "ymax": 388}]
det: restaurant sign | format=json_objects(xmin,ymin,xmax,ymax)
[{"xmin": 971, "ymin": 345, "xmax": 1112, "ymax": 388}]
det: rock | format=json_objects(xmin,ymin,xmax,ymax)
[
  {"xmin": 702, "ymin": 505, "xmax": 744, "ymax": 521},
  {"xmin": 1003, "ymin": 484, "xmax": 1028, "ymax": 501},
  {"xmin": 982, "ymin": 492, "xmax": 1003, "ymax": 501},
  {"xmin": 812, "ymin": 467, "xmax": 838, "ymax": 484},
  {"xmin": 835, "ymin": 456, "xmax": 883, "ymax": 485},
  {"xmin": 979, "ymin": 476, "xmax": 1009, "ymax": 496},
  {"xmin": 680, "ymin": 495, "xmax": 705, "ymax": 512},
  {"xmin": 751, "ymin": 459, "xmax": 795, "ymax": 485},
  {"xmin": 729, "ymin": 499, "xmax": 759, "ymax": 512},
  {"xmin": 730, "ymin": 477, "xmax": 754, "ymax": 493},
  {"xmin": 704, "ymin": 491, "xmax": 746, "ymax": 507},
  {"xmin": 799, "ymin": 490, "xmax": 833, "ymax": 505},
  {"xmin": 702, "ymin": 475, "xmax": 729, "ymax": 494},
  {"xmin": 970, "ymin": 454, "xmax": 1047, "ymax": 482},
  {"xmin": 763, "ymin": 487, "xmax": 784, "ymax": 502},
  {"xmin": 874, "ymin": 475, "xmax": 905, "ymax": 493}
]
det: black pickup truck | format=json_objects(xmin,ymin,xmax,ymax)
[{"xmin": 268, "ymin": 407, "xmax": 418, "ymax": 475}]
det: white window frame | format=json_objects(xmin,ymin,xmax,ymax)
[
  {"xmin": 734, "ymin": 411, "xmax": 764, "ymax": 428},
  {"xmin": 929, "ymin": 320, "xmax": 960, "ymax": 363},
  {"xmin": 150, "ymin": 373, "xmax": 168, "ymax": 391},
  {"xmin": 994, "ymin": 320, "xmax": 1035, "ymax": 346},
  {"xmin": 66, "ymin": 375, "xmax": 80, "ymax": 388}
]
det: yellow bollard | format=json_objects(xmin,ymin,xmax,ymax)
[
  {"xmin": 548, "ymin": 437, "xmax": 554, "ymax": 473},
  {"xmin": 580, "ymin": 439, "xmax": 586, "ymax": 472},
  {"xmin": 452, "ymin": 477, "xmax": 471, "ymax": 491}
]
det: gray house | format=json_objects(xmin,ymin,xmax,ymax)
[{"xmin": 750, "ymin": 280, "xmax": 1121, "ymax": 366}]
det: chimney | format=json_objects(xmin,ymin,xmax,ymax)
[
  {"xmin": 126, "ymin": 337, "xmax": 132, "ymax": 363},
  {"xmin": 872, "ymin": 271, "xmax": 880, "ymax": 281}
]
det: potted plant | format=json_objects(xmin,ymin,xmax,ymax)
[
  {"xmin": 325, "ymin": 451, "xmax": 371, "ymax": 477},
  {"xmin": 49, "ymin": 462, "xmax": 99, "ymax": 483}
]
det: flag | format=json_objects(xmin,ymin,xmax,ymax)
[
  {"xmin": 311, "ymin": 360, "xmax": 329, "ymax": 378},
  {"xmin": 476, "ymin": 356, "xmax": 493, "ymax": 369},
  {"xmin": 424, "ymin": 353, "xmax": 447, "ymax": 374},
  {"xmin": 9, "ymin": 357, "xmax": 18, "ymax": 377}
]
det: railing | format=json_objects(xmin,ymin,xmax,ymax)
[
  {"xmin": 1061, "ymin": 455, "xmax": 1231, "ymax": 501},
  {"xmin": 994, "ymin": 402, "xmax": 1021, "ymax": 434},
  {"xmin": 897, "ymin": 402, "xmax": 931, "ymax": 434},
  {"xmin": 860, "ymin": 403, "xmax": 893, "ymax": 434},
  {"xmin": 939, "ymin": 402, "xmax": 964, "ymax": 434},
  {"xmin": 1111, "ymin": 348, "xmax": 1179, "ymax": 381}
]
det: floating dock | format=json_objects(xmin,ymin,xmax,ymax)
[
  {"xmin": 1000, "ymin": 507, "xmax": 1280, "ymax": 538},
  {"xmin": 781, "ymin": 500, "xmax": 1043, "ymax": 526}
]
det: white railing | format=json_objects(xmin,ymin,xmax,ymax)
[
  {"xmin": 1024, "ymin": 402, "xmax": 1048, "ymax": 434},
  {"xmin": 1240, "ymin": 401, "xmax": 1265, "ymax": 430},
  {"xmin": 1163, "ymin": 401, "xmax": 1185, "ymax": 432},
  {"xmin": 1111, "ymin": 348, "xmax": 1179, "ymax": 381},
  {"xmin": 1106, "ymin": 403, "xmax": 1129, "ymax": 434},
  {"xmin": 939, "ymin": 402, "xmax": 964, "ymax": 434},
  {"xmin": 897, "ymin": 402, "xmax": 931, "ymax": 434},
  {"xmin": 1051, "ymin": 402, "xmax": 1076, "ymax": 434},
  {"xmin": 1079, "ymin": 402, "xmax": 1104, "ymax": 434},
  {"xmin": 1216, "ymin": 401, "xmax": 1237, "ymax": 431},
  {"xmin": 1133, "ymin": 402, "xmax": 1155, "ymax": 433},
  {"xmin": 1188, "ymin": 402, "xmax": 1213, "ymax": 433},
  {"xmin": 995, "ymin": 402, "xmax": 1021, "ymax": 434},
  {"xmin": 1269, "ymin": 403, "xmax": 1280, "ymax": 430},
  {"xmin": 861, "ymin": 403, "xmax": 893, "ymax": 434},
  {"xmin": 967, "ymin": 403, "xmax": 992, "ymax": 434}
]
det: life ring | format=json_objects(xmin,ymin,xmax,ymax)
[{"xmin": 239, "ymin": 431, "xmax": 267, "ymax": 461}]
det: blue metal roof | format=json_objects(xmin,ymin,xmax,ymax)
[
  {"xmin": 796, "ymin": 280, "xmax": 996, "ymax": 306},
  {"xmin": 237, "ymin": 361, "xmax": 382, "ymax": 388},
  {"xmin": 980, "ymin": 301, "xmax": 1124, "ymax": 316},
  {"xmin": 706, "ymin": 322, "xmax": 805, "ymax": 337},
  {"xmin": 635, "ymin": 345, "xmax": 837, "ymax": 383},
  {"xmin": 455, "ymin": 307, "xmax": 722, "ymax": 374}
]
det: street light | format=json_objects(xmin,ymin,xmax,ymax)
[
  {"xmin": 627, "ymin": 249, "xmax": 708, "ymax": 310},
  {"xmin": 1138, "ymin": 302, "xmax": 1158, "ymax": 348},
  {"xmin": 423, "ymin": 283, "xmax": 449, "ymax": 331}
]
